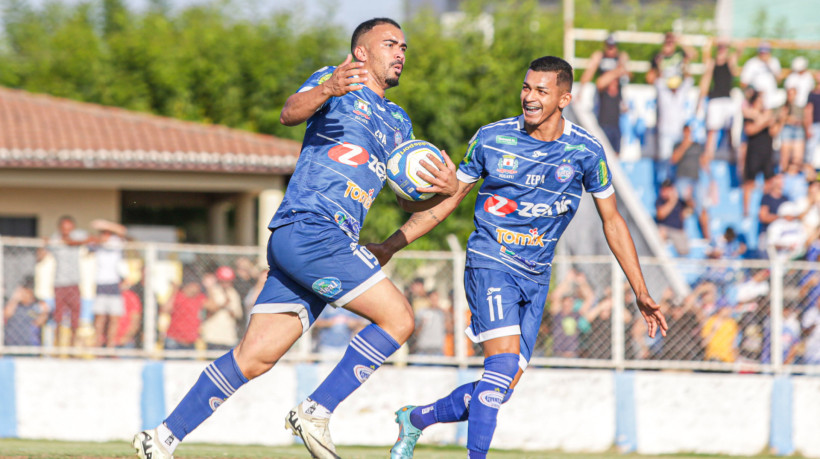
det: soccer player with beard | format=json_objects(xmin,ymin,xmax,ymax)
[
  {"xmin": 368, "ymin": 56, "xmax": 667, "ymax": 458},
  {"xmin": 133, "ymin": 18, "xmax": 457, "ymax": 459}
]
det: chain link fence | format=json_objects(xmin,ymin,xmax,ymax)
[{"xmin": 2, "ymin": 235, "xmax": 820, "ymax": 373}]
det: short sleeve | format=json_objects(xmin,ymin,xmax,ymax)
[
  {"xmin": 296, "ymin": 66, "xmax": 334, "ymax": 94},
  {"xmin": 582, "ymin": 146, "xmax": 613, "ymax": 198},
  {"xmin": 456, "ymin": 129, "xmax": 484, "ymax": 184}
]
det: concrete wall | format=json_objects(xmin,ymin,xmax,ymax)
[
  {"xmin": 0, "ymin": 187, "xmax": 119, "ymax": 237},
  {"xmin": 0, "ymin": 357, "xmax": 818, "ymax": 456}
]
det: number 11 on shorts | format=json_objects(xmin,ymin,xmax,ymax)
[{"xmin": 487, "ymin": 294, "xmax": 503, "ymax": 321}]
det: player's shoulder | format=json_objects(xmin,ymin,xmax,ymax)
[
  {"xmin": 562, "ymin": 120, "xmax": 605, "ymax": 157},
  {"xmin": 474, "ymin": 116, "xmax": 522, "ymax": 141},
  {"xmin": 384, "ymin": 98, "xmax": 410, "ymax": 119}
]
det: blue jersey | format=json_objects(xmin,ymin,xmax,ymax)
[
  {"xmin": 269, "ymin": 66, "xmax": 414, "ymax": 240},
  {"xmin": 456, "ymin": 116, "xmax": 613, "ymax": 284}
]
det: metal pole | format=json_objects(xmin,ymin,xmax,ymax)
[
  {"xmin": 0, "ymin": 237, "xmax": 5, "ymax": 352},
  {"xmin": 143, "ymin": 244, "xmax": 158, "ymax": 356},
  {"xmin": 447, "ymin": 234, "xmax": 468, "ymax": 369},
  {"xmin": 563, "ymin": 0, "xmax": 575, "ymax": 64},
  {"xmin": 770, "ymin": 259, "xmax": 784, "ymax": 374},
  {"xmin": 611, "ymin": 257, "xmax": 626, "ymax": 371}
]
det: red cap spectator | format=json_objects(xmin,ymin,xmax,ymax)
[{"xmin": 216, "ymin": 266, "xmax": 235, "ymax": 282}]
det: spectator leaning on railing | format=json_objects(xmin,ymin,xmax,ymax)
[
  {"xmin": 3, "ymin": 275, "xmax": 48, "ymax": 347},
  {"xmin": 46, "ymin": 215, "xmax": 88, "ymax": 348},
  {"xmin": 88, "ymin": 219, "xmax": 127, "ymax": 348}
]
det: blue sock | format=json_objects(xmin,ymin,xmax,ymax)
[
  {"xmin": 309, "ymin": 324, "xmax": 400, "ymax": 412},
  {"xmin": 409, "ymin": 381, "xmax": 475, "ymax": 430},
  {"xmin": 163, "ymin": 350, "xmax": 248, "ymax": 440},
  {"xmin": 466, "ymin": 353, "xmax": 519, "ymax": 457},
  {"xmin": 410, "ymin": 378, "xmax": 517, "ymax": 430}
]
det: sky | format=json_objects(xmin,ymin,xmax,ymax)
[{"xmin": 27, "ymin": 0, "xmax": 406, "ymax": 33}]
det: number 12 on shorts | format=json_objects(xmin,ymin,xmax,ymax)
[{"xmin": 487, "ymin": 294, "xmax": 503, "ymax": 321}]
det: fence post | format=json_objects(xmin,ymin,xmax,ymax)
[
  {"xmin": 143, "ymin": 244, "xmax": 158, "ymax": 356},
  {"xmin": 611, "ymin": 257, "xmax": 626, "ymax": 371},
  {"xmin": 770, "ymin": 259, "xmax": 785, "ymax": 374},
  {"xmin": 447, "ymin": 235, "xmax": 468, "ymax": 369},
  {"xmin": 0, "ymin": 236, "xmax": 4, "ymax": 352}
]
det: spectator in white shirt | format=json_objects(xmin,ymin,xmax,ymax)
[{"xmin": 741, "ymin": 42, "xmax": 783, "ymax": 110}]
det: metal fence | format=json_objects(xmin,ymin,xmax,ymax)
[{"xmin": 2, "ymin": 235, "xmax": 819, "ymax": 374}]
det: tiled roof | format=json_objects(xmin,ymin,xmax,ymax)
[{"xmin": 0, "ymin": 86, "xmax": 301, "ymax": 173}]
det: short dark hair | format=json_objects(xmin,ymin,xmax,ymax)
[
  {"xmin": 529, "ymin": 56, "xmax": 573, "ymax": 93},
  {"xmin": 351, "ymin": 18, "xmax": 401, "ymax": 54}
]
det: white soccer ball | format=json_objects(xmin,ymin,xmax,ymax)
[{"xmin": 386, "ymin": 140, "xmax": 446, "ymax": 201}]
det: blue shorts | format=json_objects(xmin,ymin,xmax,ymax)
[
  {"xmin": 463, "ymin": 267, "xmax": 551, "ymax": 370},
  {"xmin": 251, "ymin": 216, "xmax": 385, "ymax": 333}
]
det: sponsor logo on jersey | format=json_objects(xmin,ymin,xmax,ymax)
[
  {"xmin": 525, "ymin": 174, "xmax": 546, "ymax": 186},
  {"xmin": 565, "ymin": 144, "xmax": 586, "ymax": 152},
  {"xmin": 500, "ymin": 246, "xmax": 538, "ymax": 271},
  {"xmin": 464, "ymin": 394, "xmax": 472, "ymax": 409},
  {"xmin": 334, "ymin": 211, "xmax": 360, "ymax": 235},
  {"xmin": 317, "ymin": 73, "xmax": 332, "ymax": 85},
  {"xmin": 328, "ymin": 143, "xmax": 369, "ymax": 166},
  {"xmin": 484, "ymin": 194, "xmax": 518, "ymax": 216},
  {"xmin": 392, "ymin": 111, "xmax": 405, "ymax": 122},
  {"xmin": 353, "ymin": 364, "xmax": 375, "ymax": 383},
  {"xmin": 209, "ymin": 396, "xmax": 225, "ymax": 411},
  {"xmin": 598, "ymin": 159, "xmax": 609, "ymax": 186},
  {"xmin": 344, "ymin": 181, "xmax": 375, "ymax": 209},
  {"xmin": 463, "ymin": 140, "xmax": 478, "ymax": 164},
  {"xmin": 497, "ymin": 155, "xmax": 519, "ymax": 176},
  {"xmin": 487, "ymin": 287, "xmax": 501, "ymax": 295},
  {"xmin": 484, "ymin": 195, "xmax": 572, "ymax": 218},
  {"xmin": 328, "ymin": 143, "xmax": 386, "ymax": 181},
  {"xmin": 555, "ymin": 163, "xmax": 575, "ymax": 183},
  {"xmin": 353, "ymin": 99, "xmax": 371, "ymax": 119},
  {"xmin": 495, "ymin": 228, "xmax": 544, "ymax": 246},
  {"xmin": 495, "ymin": 135, "xmax": 518, "ymax": 145},
  {"xmin": 477, "ymin": 389, "xmax": 504, "ymax": 409},
  {"xmin": 312, "ymin": 277, "xmax": 342, "ymax": 298},
  {"xmin": 532, "ymin": 150, "xmax": 549, "ymax": 158}
]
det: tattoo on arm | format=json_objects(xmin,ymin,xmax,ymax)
[{"xmin": 426, "ymin": 209, "xmax": 441, "ymax": 223}]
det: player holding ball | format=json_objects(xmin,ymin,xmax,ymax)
[
  {"xmin": 368, "ymin": 56, "xmax": 668, "ymax": 459},
  {"xmin": 133, "ymin": 17, "xmax": 456, "ymax": 459}
]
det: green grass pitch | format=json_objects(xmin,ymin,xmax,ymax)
[{"xmin": 0, "ymin": 438, "xmax": 786, "ymax": 458}]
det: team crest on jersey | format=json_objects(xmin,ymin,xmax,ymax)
[
  {"xmin": 353, "ymin": 364, "xmax": 375, "ymax": 383},
  {"xmin": 477, "ymin": 390, "xmax": 504, "ymax": 409},
  {"xmin": 565, "ymin": 144, "xmax": 586, "ymax": 152},
  {"xmin": 209, "ymin": 396, "xmax": 225, "ymax": 411},
  {"xmin": 598, "ymin": 159, "xmax": 609, "ymax": 186},
  {"xmin": 495, "ymin": 135, "xmax": 518, "ymax": 146},
  {"xmin": 496, "ymin": 155, "xmax": 519, "ymax": 177},
  {"xmin": 353, "ymin": 99, "xmax": 371, "ymax": 120},
  {"xmin": 555, "ymin": 163, "xmax": 575, "ymax": 183},
  {"xmin": 317, "ymin": 73, "xmax": 332, "ymax": 85},
  {"xmin": 394, "ymin": 129, "xmax": 402, "ymax": 147},
  {"xmin": 312, "ymin": 277, "xmax": 342, "ymax": 298}
]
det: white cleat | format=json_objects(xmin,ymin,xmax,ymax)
[
  {"xmin": 133, "ymin": 429, "xmax": 173, "ymax": 459},
  {"xmin": 285, "ymin": 402, "xmax": 340, "ymax": 459}
]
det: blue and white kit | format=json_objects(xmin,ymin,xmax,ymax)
[
  {"xmin": 253, "ymin": 66, "xmax": 414, "ymax": 332},
  {"xmin": 456, "ymin": 116, "xmax": 613, "ymax": 368}
]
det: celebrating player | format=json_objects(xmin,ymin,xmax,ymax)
[
  {"xmin": 367, "ymin": 56, "xmax": 668, "ymax": 459},
  {"xmin": 133, "ymin": 18, "xmax": 457, "ymax": 459}
]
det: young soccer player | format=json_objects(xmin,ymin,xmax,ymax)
[
  {"xmin": 368, "ymin": 56, "xmax": 668, "ymax": 458},
  {"xmin": 133, "ymin": 18, "xmax": 457, "ymax": 459}
]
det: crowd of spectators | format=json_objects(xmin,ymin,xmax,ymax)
[{"xmin": 585, "ymin": 33, "xmax": 820, "ymax": 263}]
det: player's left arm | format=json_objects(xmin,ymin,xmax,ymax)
[{"xmin": 593, "ymin": 193, "xmax": 668, "ymax": 338}]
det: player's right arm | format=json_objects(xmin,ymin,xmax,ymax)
[
  {"xmin": 279, "ymin": 55, "xmax": 368, "ymax": 126},
  {"xmin": 368, "ymin": 179, "xmax": 476, "ymax": 266}
]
